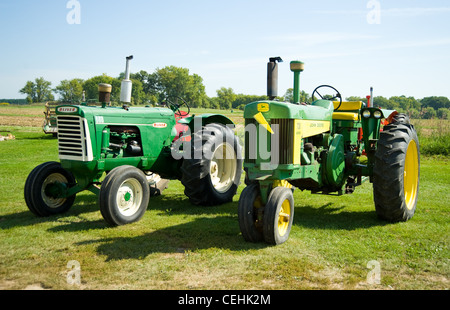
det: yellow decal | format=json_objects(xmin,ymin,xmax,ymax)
[
  {"xmin": 299, "ymin": 120, "xmax": 331, "ymax": 138},
  {"xmin": 293, "ymin": 120, "xmax": 303, "ymax": 165},
  {"xmin": 293, "ymin": 120, "xmax": 331, "ymax": 164},
  {"xmin": 253, "ymin": 112, "xmax": 274, "ymax": 134},
  {"xmin": 257, "ymin": 103, "xmax": 269, "ymax": 112}
]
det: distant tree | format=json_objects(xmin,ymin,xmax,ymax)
[
  {"xmin": 130, "ymin": 70, "xmax": 159, "ymax": 104},
  {"xmin": 35, "ymin": 77, "xmax": 54, "ymax": 103},
  {"xmin": 19, "ymin": 77, "xmax": 54, "ymax": 103},
  {"xmin": 372, "ymin": 96, "xmax": 390, "ymax": 109},
  {"xmin": 216, "ymin": 87, "xmax": 236, "ymax": 109},
  {"xmin": 421, "ymin": 96, "xmax": 450, "ymax": 110},
  {"xmin": 54, "ymin": 78, "xmax": 84, "ymax": 103},
  {"xmin": 346, "ymin": 96, "xmax": 367, "ymax": 103},
  {"xmin": 285, "ymin": 88, "xmax": 310, "ymax": 103},
  {"xmin": 409, "ymin": 108, "xmax": 421, "ymax": 119},
  {"xmin": 437, "ymin": 108, "xmax": 449, "ymax": 119},
  {"xmin": 389, "ymin": 96, "xmax": 420, "ymax": 112},
  {"xmin": 82, "ymin": 74, "xmax": 120, "ymax": 102},
  {"xmin": 422, "ymin": 107, "xmax": 437, "ymax": 119},
  {"xmin": 20, "ymin": 81, "xmax": 36, "ymax": 103},
  {"xmin": 151, "ymin": 66, "xmax": 207, "ymax": 107}
]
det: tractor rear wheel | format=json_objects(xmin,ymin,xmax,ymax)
[
  {"xmin": 181, "ymin": 123, "xmax": 243, "ymax": 206},
  {"xmin": 373, "ymin": 115, "xmax": 420, "ymax": 222},
  {"xmin": 238, "ymin": 183, "xmax": 264, "ymax": 242},
  {"xmin": 99, "ymin": 165, "xmax": 150, "ymax": 226},
  {"xmin": 263, "ymin": 186, "xmax": 294, "ymax": 245},
  {"xmin": 24, "ymin": 161, "xmax": 76, "ymax": 217}
]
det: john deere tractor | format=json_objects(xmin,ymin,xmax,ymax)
[
  {"xmin": 238, "ymin": 57, "xmax": 420, "ymax": 245},
  {"xmin": 25, "ymin": 56, "xmax": 243, "ymax": 226}
]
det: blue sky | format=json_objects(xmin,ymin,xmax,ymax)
[{"xmin": 1, "ymin": 0, "xmax": 449, "ymax": 100}]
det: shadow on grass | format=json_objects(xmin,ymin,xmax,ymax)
[
  {"xmin": 293, "ymin": 202, "xmax": 389, "ymax": 230},
  {"xmin": 68, "ymin": 202, "xmax": 390, "ymax": 261},
  {"xmin": 0, "ymin": 190, "xmax": 234, "ymax": 231},
  {"xmin": 0, "ymin": 194, "xmax": 100, "ymax": 230},
  {"xmin": 75, "ymin": 216, "xmax": 267, "ymax": 261}
]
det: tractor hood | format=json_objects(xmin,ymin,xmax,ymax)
[
  {"xmin": 55, "ymin": 104, "xmax": 175, "ymax": 125},
  {"xmin": 244, "ymin": 100, "xmax": 333, "ymax": 121}
]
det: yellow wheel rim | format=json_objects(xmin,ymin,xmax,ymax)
[
  {"xmin": 404, "ymin": 140, "xmax": 419, "ymax": 210},
  {"xmin": 278, "ymin": 199, "xmax": 291, "ymax": 237}
]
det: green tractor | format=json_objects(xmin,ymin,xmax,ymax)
[
  {"xmin": 25, "ymin": 56, "xmax": 243, "ymax": 226},
  {"xmin": 239, "ymin": 57, "xmax": 420, "ymax": 245}
]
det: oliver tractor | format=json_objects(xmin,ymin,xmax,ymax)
[
  {"xmin": 238, "ymin": 57, "xmax": 420, "ymax": 245},
  {"xmin": 25, "ymin": 56, "xmax": 243, "ymax": 226}
]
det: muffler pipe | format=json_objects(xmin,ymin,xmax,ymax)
[{"xmin": 267, "ymin": 57, "xmax": 283, "ymax": 100}]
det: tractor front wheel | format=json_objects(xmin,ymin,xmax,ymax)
[
  {"xmin": 24, "ymin": 161, "xmax": 76, "ymax": 217},
  {"xmin": 99, "ymin": 166, "xmax": 150, "ymax": 226},
  {"xmin": 181, "ymin": 123, "xmax": 243, "ymax": 206},
  {"xmin": 238, "ymin": 183, "xmax": 264, "ymax": 242},
  {"xmin": 263, "ymin": 186, "xmax": 294, "ymax": 245},
  {"xmin": 373, "ymin": 115, "xmax": 420, "ymax": 222}
]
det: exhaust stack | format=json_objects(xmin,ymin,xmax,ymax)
[
  {"xmin": 120, "ymin": 55, "xmax": 134, "ymax": 103},
  {"xmin": 267, "ymin": 57, "xmax": 283, "ymax": 100}
]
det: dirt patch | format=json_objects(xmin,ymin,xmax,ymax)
[
  {"xmin": 0, "ymin": 115, "xmax": 43, "ymax": 127},
  {"xmin": 0, "ymin": 281, "xmax": 49, "ymax": 290}
]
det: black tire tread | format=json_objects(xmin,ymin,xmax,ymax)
[
  {"xmin": 238, "ymin": 183, "xmax": 264, "ymax": 242},
  {"xmin": 181, "ymin": 123, "xmax": 242, "ymax": 206},
  {"xmin": 373, "ymin": 114, "xmax": 420, "ymax": 222},
  {"xmin": 263, "ymin": 186, "xmax": 294, "ymax": 245},
  {"xmin": 24, "ymin": 161, "xmax": 76, "ymax": 217}
]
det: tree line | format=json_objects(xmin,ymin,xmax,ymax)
[{"xmin": 16, "ymin": 66, "xmax": 450, "ymax": 119}]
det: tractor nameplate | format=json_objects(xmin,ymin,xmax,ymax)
[
  {"xmin": 152, "ymin": 122, "xmax": 168, "ymax": 128},
  {"xmin": 57, "ymin": 107, "xmax": 78, "ymax": 113}
]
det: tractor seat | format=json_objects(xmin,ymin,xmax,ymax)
[{"xmin": 332, "ymin": 101, "xmax": 363, "ymax": 121}]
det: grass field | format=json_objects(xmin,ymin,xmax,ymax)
[{"xmin": 0, "ymin": 104, "xmax": 448, "ymax": 290}]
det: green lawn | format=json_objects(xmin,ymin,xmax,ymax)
[
  {"xmin": 0, "ymin": 125, "xmax": 448, "ymax": 290},
  {"xmin": 0, "ymin": 105, "xmax": 448, "ymax": 290}
]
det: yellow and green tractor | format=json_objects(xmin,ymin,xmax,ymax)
[{"xmin": 239, "ymin": 57, "xmax": 420, "ymax": 245}]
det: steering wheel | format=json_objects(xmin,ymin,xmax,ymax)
[
  {"xmin": 311, "ymin": 85, "xmax": 342, "ymax": 111},
  {"xmin": 165, "ymin": 96, "xmax": 190, "ymax": 117}
]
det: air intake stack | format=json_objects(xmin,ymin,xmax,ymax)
[{"xmin": 290, "ymin": 60, "xmax": 304, "ymax": 104}]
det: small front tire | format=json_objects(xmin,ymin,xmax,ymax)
[
  {"xmin": 99, "ymin": 166, "xmax": 150, "ymax": 226},
  {"xmin": 24, "ymin": 161, "xmax": 76, "ymax": 217},
  {"xmin": 263, "ymin": 186, "xmax": 294, "ymax": 245},
  {"xmin": 238, "ymin": 183, "xmax": 264, "ymax": 242}
]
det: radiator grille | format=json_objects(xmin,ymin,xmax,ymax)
[
  {"xmin": 57, "ymin": 116, "xmax": 93, "ymax": 161},
  {"xmin": 244, "ymin": 119, "xmax": 256, "ymax": 163},
  {"xmin": 245, "ymin": 118, "xmax": 294, "ymax": 165},
  {"xmin": 271, "ymin": 119, "xmax": 294, "ymax": 165}
]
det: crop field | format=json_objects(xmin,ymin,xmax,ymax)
[{"xmin": 0, "ymin": 104, "xmax": 448, "ymax": 290}]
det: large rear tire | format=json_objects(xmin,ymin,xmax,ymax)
[
  {"xmin": 99, "ymin": 166, "xmax": 150, "ymax": 226},
  {"xmin": 24, "ymin": 161, "xmax": 76, "ymax": 217},
  {"xmin": 373, "ymin": 114, "xmax": 420, "ymax": 222},
  {"xmin": 181, "ymin": 123, "xmax": 243, "ymax": 206}
]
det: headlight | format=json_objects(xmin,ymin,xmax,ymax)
[
  {"xmin": 362, "ymin": 110, "xmax": 371, "ymax": 118},
  {"xmin": 373, "ymin": 111, "xmax": 382, "ymax": 119}
]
